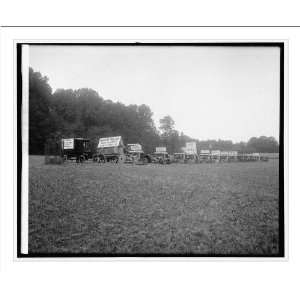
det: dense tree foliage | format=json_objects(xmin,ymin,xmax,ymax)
[
  {"xmin": 28, "ymin": 68, "xmax": 279, "ymax": 155},
  {"xmin": 29, "ymin": 68, "xmax": 53, "ymax": 154}
]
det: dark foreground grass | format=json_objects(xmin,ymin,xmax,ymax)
[{"xmin": 28, "ymin": 156, "xmax": 279, "ymax": 255}]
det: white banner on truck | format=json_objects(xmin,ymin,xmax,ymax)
[
  {"xmin": 185, "ymin": 142, "xmax": 197, "ymax": 154},
  {"xmin": 63, "ymin": 138, "xmax": 74, "ymax": 150},
  {"xmin": 200, "ymin": 150, "xmax": 210, "ymax": 154},
  {"xmin": 211, "ymin": 150, "xmax": 221, "ymax": 155},
  {"xmin": 221, "ymin": 151, "xmax": 228, "ymax": 156},
  {"xmin": 228, "ymin": 151, "xmax": 238, "ymax": 156},
  {"xmin": 128, "ymin": 144, "xmax": 142, "ymax": 151},
  {"xmin": 98, "ymin": 136, "xmax": 122, "ymax": 148},
  {"xmin": 155, "ymin": 147, "xmax": 167, "ymax": 153}
]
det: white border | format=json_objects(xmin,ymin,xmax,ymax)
[
  {"xmin": 15, "ymin": 38, "xmax": 288, "ymax": 261},
  {"xmin": 21, "ymin": 45, "xmax": 29, "ymax": 254}
]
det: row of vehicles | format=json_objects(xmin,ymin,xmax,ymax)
[
  {"xmin": 61, "ymin": 137, "xmax": 170, "ymax": 164},
  {"xmin": 61, "ymin": 137, "xmax": 267, "ymax": 164}
]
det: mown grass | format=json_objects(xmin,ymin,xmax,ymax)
[{"xmin": 29, "ymin": 156, "xmax": 279, "ymax": 255}]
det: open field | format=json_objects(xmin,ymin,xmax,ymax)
[{"xmin": 28, "ymin": 156, "xmax": 280, "ymax": 255}]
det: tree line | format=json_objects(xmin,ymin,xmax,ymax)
[{"xmin": 28, "ymin": 68, "xmax": 279, "ymax": 155}]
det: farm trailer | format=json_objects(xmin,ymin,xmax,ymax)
[{"xmin": 94, "ymin": 136, "xmax": 126, "ymax": 163}]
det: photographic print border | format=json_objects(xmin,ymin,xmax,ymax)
[{"xmin": 16, "ymin": 41, "xmax": 285, "ymax": 258}]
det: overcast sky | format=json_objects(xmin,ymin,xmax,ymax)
[{"xmin": 29, "ymin": 45, "xmax": 280, "ymax": 143}]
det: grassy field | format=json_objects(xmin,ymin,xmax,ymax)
[{"xmin": 29, "ymin": 156, "xmax": 280, "ymax": 255}]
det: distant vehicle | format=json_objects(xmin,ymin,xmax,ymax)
[
  {"xmin": 260, "ymin": 156, "xmax": 269, "ymax": 162},
  {"xmin": 184, "ymin": 153, "xmax": 198, "ymax": 163},
  {"xmin": 198, "ymin": 150, "xmax": 211, "ymax": 163},
  {"xmin": 61, "ymin": 138, "xmax": 92, "ymax": 163},
  {"xmin": 125, "ymin": 144, "xmax": 151, "ymax": 164},
  {"xmin": 151, "ymin": 152, "xmax": 171, "ymax": 164},
  {"xmin": 173, "ymin": 153, "xmax": 186, "ymax": 163},
  {"xmin": 183, "ymin": 142, "xmax": 198, "ymax": 163},
  {"xmin": 95, "ymin": 136, "xmax": 126, "ymax": 163}
]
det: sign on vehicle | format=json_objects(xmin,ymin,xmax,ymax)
[
  {"xmin": 98, "ymin": 136, "xmax": 122, "ymax": 148},
  {"xmin": 156, "ymin": 147, "xmax": 167, "ymax": 153},
  {"xmin": 211, "ymin": 150, "xmax": 221, "ymax": 155},
  {"xmin": 221, "ymin": 151, "xmax": 228, "ymax": 156},
  {"xmin": 63, "ymin": 138, "xmax": 74, "ymax": 150},
  {"xmin": 228, "ymin": 151, "xmax": 238, "ymax": 156},
  {"xmin": 200, "ymin": 150, "xmax": 210, "ymax": 154},
  {"xmin": 128, "ymin": 144, "xmax": 142, "ymax": 151},
  {"xmin": 185, "ymin": 142, "xmax": 197, "ymax": 154}
]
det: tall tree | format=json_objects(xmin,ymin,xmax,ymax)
[
  {"xmin": 247, "ymin": 136, "xmax": 279, "ymax": 153},
  {"xmin": 29, "ymin": 68, "xmax": 53, "ymax": 154},
  {"xmin": 159, "ymin": 115, "xmax": 175, "ymax": 136},
  {"xmin": 159, "ymin": 116, "xmax": 181, "ymax": 153}
]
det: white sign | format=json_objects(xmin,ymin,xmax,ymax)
[
  {"xmin": 252, "ymin": 153, "xmax": 260, "ymax": 157},
  {"xmin": 128, "ymin": 144, "xmax": 142, "ymax": 151},
  {"xmin": 200, "ymin": 150, "xmax": 210, "ymax": 154},
  {"xmin": 220, "ymin": 151, "xmax": 237, "ymax": 156},
  {"xmin": 98, "ymin": 136, "xmax": 122, "ymax": 148},
  {"xmin": 155, "ymin": 147, "xmax": 167, "ymax": 153},
  {"xmin": 185, "ymin": 142, "xmax": 197, "ymax": 154},
  {"xmin": 63, "ymin": 138, "xmax": 74, "ymax": 150},
  {"xmin": 228, "ymin": 151, "xmax": 238, "ymax": 156},
  {"xmin": 211, "ymin": 150, "xmax": 221, "ymax": 155}
]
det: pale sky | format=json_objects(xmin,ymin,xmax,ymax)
[{"xmin": 29, "ymin": 45, "xmax": 280, "ymax": 143}]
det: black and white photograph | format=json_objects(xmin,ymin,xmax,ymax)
[{"xmin": 17, "ymin": 42, "xmax": 284, "ymax": 257}]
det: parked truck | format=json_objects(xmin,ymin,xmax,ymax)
[
  {"xmin": 151, "ymin": 147, "xmax": 171, "ymax": 164},
  {"xmin": 173, "ymin": 153, "xmax": 186, "ymax": 163},
  {"xmin": 125, "ymin": 144, "xmax": 151, "ymax": 164},
  {"xmin": 61, "ymin": 138, "xmax": 92, "ymax": 162}
]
